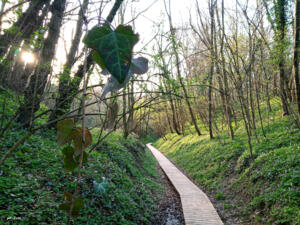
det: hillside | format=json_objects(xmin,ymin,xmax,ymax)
[
  {"xmin": 0, "ymin": 90, "xmax": 173, "ymax": 224},
  {"xmin": 0, "ymin": 129, "xmax": 164, "ymax": 224},
  {"xmin": 154, "ymin": 99, "xmax": 300, "ymax": 225}
]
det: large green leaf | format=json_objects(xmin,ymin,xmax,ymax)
[{"xmin": 84, "ymin": 24, "xmax": 139, "ymax": 83}]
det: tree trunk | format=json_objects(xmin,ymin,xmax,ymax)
[
  {"xmin": 0, "ymin": 0, "xmax": 50, "ymax": 58},
  {"xmin": 164, "ymin": 0, "xmax": 201, "ymax": 136},
  {"xmin": 16, "ymin": 0, "xmax": 67, "ymax": 126},
  {"xmin": 9, "ymin": 2, "xmax": 50, "ymax": 92},
  {"xmin": 278, "ymin": 0, "xmax": 290, "ymax": 116},
  {"xmin": 208, "ymin": 0, "xmax": 215, "ymax": 139},
  {"xmin": 293, "ymin": 0, "xmax": 300, "ymax": 123},
  {"xmin": 49, "ymin": 0, "xmax": 89, "ymax": 122},
  {"xmin": 0, "ymin": 0, "xmax": 7, "ymax": 33}
]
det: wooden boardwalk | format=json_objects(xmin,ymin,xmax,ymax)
[{"xmin": 146, "ymin": 144, "xmax": 223, "ymax": 225}]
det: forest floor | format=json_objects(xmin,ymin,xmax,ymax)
[{"xmin": 154, "ymin": 98, "xmax": 300, "ymax": 225}]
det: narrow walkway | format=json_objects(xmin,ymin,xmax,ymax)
[{"xmin": 146, "ymin": 144, "xmax": 223, "ymax": 225}]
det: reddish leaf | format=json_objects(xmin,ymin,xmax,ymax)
[
  {"xmin": 62, "ymin": 192, "xmax": 73, "ymax": 202},
  {"xmin": 72, "ymin": 128, "xmax": 92, "ymax": 154},
  {"xmin": 57, "ymin": 119, "xmax": 75, "ymax": 146}
]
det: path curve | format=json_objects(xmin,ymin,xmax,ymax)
[{"xmin": 147, "ymin": 144, "xmax": 223, "ymax": 225}]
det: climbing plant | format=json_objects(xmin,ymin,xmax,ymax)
[
  {"xmin": 57, "ymin": 23, "xmax": 139, "ymax": 220},
  {"xmin": 57, "ymin": 118, "xmax": 91, "ymax": 217}
]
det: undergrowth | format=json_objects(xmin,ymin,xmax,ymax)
[
  {"xmin": 154, "ymin": 98, "xmax": 300, "ymax": 225},
  {"xmin": 0, "ymin": 91, "xmax": 162, "ymax": 224}
]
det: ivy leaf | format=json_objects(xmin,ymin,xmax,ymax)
[
  {"xmin": 72, "ymin": 128, "xmax": 92, "ymax": 154},
  {"xmin": 84, "ymin": 24, "xmax": 139, "ymax": 83},
  {"xmin": 59, "ymin": 193, "xmax": 84, "ymax": 218},
  {"xmin": 75, "ymin": 151, "xmax": 88, "ymax": 165},
  {"xmin": 61, "ymin": 146, "xmax": 88, "ymax": 171},
  {"xmin": 57, "ymin": 119, "xmax": 75, "ymax": 146},
  {"xmin": 93, "ymin": 177, "xmax": 109, "ymax": 195},
  {"xmin": 61, "ymin": 146, "xmax": 77, "ymax": 171},
  {"xmin": 92, "ymin": 51, "xmax": 106, "ymax": 70}
]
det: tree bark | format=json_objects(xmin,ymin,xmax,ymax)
[
  {"xmin": 293, "ymin": 0, "xmax": 300, "ymax": 123},
  {"xmin": 16, "ymin": 0, "xmax": 67, "ymax": 126},
  {"xmin": 277, "ymin": 0, "xmax": 290, "ymax": 115},
  {"xmin": 0, "ymin": 0, "xmax": 50, "ymax": 58},
  {"xmin": 208, "ymin": 0, "xmax": 215, "ymax": 139},
  {"xmin": 8, "ymin": 2, "xmax": 50, "ymax": 92},
  {"xmin": 49, "ymin": 0, "xmax": 89, "ymax": 122}
]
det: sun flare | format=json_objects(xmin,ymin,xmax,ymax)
[{"xmin": 21, "ymin": 51, "xmax": 35, "ymax": 64}]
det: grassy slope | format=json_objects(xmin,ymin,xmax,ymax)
[
  {"xmin": 154, "ymin": 98, "xmax": 300, "ymax": 225},
  {"xmin": 0, "ymin": 92, "xmax": 162, "ymax": 224}
]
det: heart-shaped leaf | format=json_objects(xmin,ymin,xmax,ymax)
[
  {"xmin": 84, "ymin": 24, "xmax": 139, "ymax": 83},
  {"xmin": 92, "ymin": 51, "xmax": 106, "ymax": 70},
  {"xmin": 72, "ymin": 128, "xmax": 92, "ymax": 154},
  {"xmin": 62, "ymin": 146, "xmax": 88, "ymax": 171},
  {"xmin": 61, "ymin": 146, "xmax": 77, "ymax": 171},
  {"xmin": 59, "ymin": 193, "xmax": 84, "ymax": 218},
  {"xmin": 57, "ymin": 119, "xmax": 75, "ymax": 146}
]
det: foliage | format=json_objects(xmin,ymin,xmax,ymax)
[
  {"xmin": 154, "ymin": 99, "xmax": 300, "ymax": 224},
  {"xmin": 0, "ymin": 127, "xmax": 161, "ymax": 224},
  {"xmin": 84, "ymin": 24, "xmax": 139, "ymax": 83}
]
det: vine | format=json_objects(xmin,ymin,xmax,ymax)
[{"xmin": 56, "ymin": 0, "xmax": 149, "ymax": 221}]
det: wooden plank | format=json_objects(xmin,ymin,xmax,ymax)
[{"xmin": 147, "ymin": 144, "xmax": 223, "ymax": 225}]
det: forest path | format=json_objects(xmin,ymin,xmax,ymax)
[{"xmin": 146, "ymin": 144, "xmax": 223, "ymax": 225}]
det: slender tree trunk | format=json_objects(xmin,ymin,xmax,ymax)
[
  {"xmin": 218, "ymin": 0, "xmax": 234, "ymax": 139},
  {"xmin": 164, "ymin": 0, "xmax": 201, "ymax": 136},
  {"xmin": 278, "ymin": 0, "xmax": 290, "ymax": 116},
  {"xmin": 293, "ymin": 0, "xmax": 300, "ymax": 123},
  {"xmin": 169, "ymin": 98, "xmax": 182, "ymax": 135},
  {"xmin": 165, "ymin": 104, "xmax": 174, "ymax": 133},
  {"xmin": 255, "ymin": 71, "xmax": 266, "ymax": 137},
  {"xmin": 122, "ymin": 88, "xmax": 129, "ymax": 138},
  {"xmin": 208, "ymin": 0, "xmax": 215, "ymax": 139},
  {"xmin": 49, "ymin": 0, "xmax": 89, "ymax": 122},
  {"xmin": 0, "ymin": 0, "xmax": 7, "ymax": 33}
]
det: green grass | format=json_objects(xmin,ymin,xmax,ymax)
[
  {"xmin": 0, "ymin": 92, "xmax": 163, "ymax": 224},
  {"xmin": 154, "ymin": 99, "xmax": 300, "ymax": 225}
]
